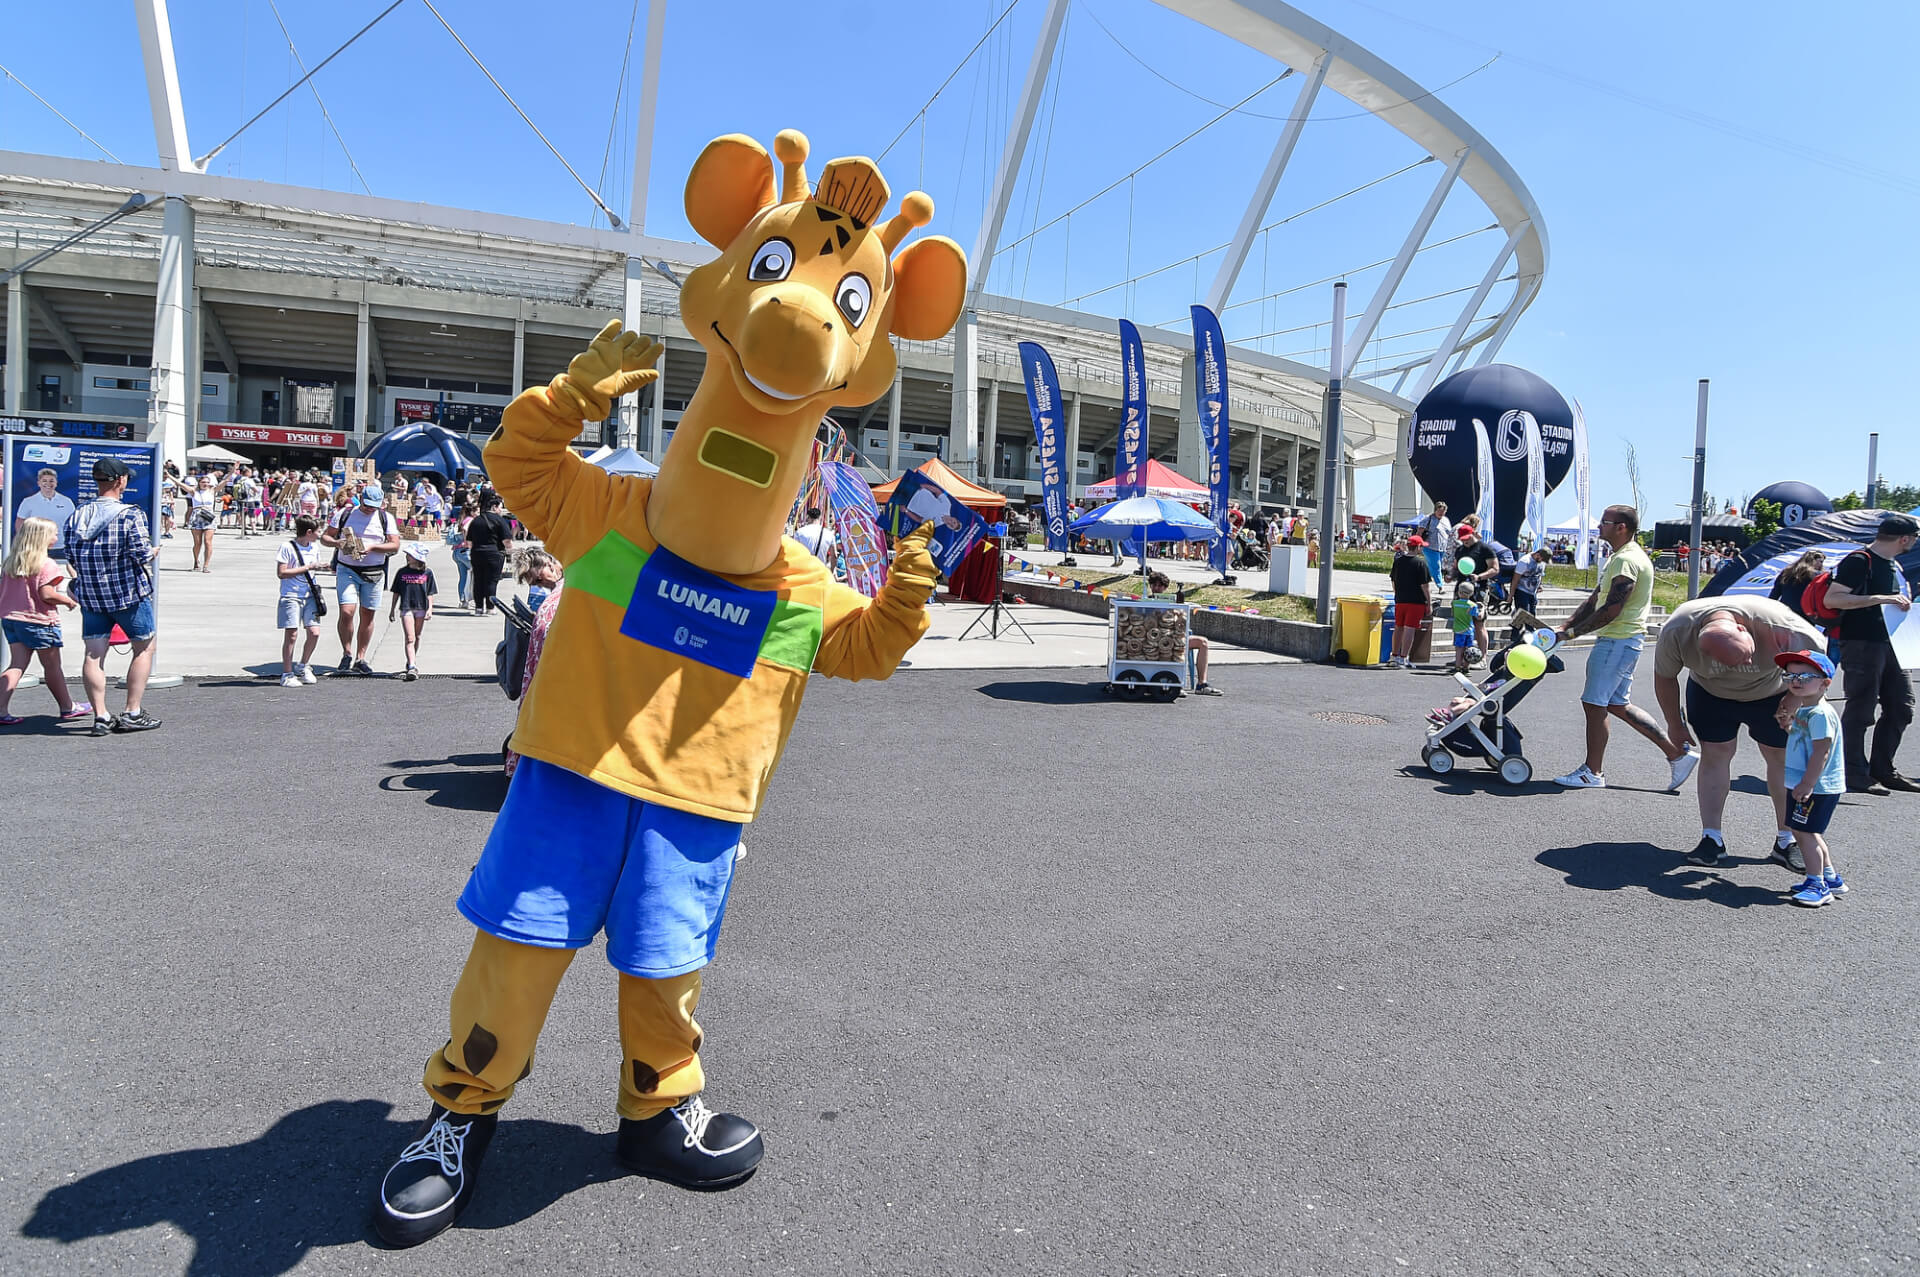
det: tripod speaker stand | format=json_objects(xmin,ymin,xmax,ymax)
[{"xmin": 958, "ymin": 538, "xmax": 1033, "ymax": 643}]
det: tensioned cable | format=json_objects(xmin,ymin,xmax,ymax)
[
  {"xmin": 1209, "ymin": 224, "xmax": 1498, "ymax": 320},
  {"xmin": 591, "ymin": 0, "xmax": 644, "ymax": 227},
  {"xmin": 1141, "ymin": 207, "xmax": 1493, "ymax": 329},
  {"xmin": 1335, "ymin": 0, "xmax": 1920, "ymax": 196},
  {"xmin": 1054, "ymin": 155, "xmax": 1434, "ymax": 309},
  {"xmin": 0, "ymin": 63, "xmax": 122, "ymax": 162},
  {"xmin": 1081, "ymin": 4, "xmax": 1499, "ymax": 123},
  {"xmin": 1245, "ymin": 274, "xmax": 1512, "ymax": 347},
  {"xmin": 196, "ymin": 0, "xmax": 406, "ymax": 169},
  {"xmin": 876, "ymin": 0, "xmax": 1025, "ymax": 163},
  {"xmin": 418, "ymin": 0, "xmax": 626, "ymax": 227},
  {"xmin": 995, "ymin": 67, "xmax": 1294, "ymax": 261},
  {"xmin": 264, "ymin": 0, "xmax": 372, "ymax": 193}
]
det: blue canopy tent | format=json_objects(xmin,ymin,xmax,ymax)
[
  {"xmin": 364, "ymin": 421, "xmax": 487, "ymax": 480},
  {"xmin": 1068, "ymin": 496, "xmax": 1220, "ymax": 580}
]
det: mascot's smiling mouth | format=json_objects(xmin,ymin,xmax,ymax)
[{"xmin": 710, "ymin": 322, "xmax": 847, "ymax": 402}]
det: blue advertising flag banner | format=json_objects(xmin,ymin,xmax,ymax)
[
  {"xmin": 1116, "ymin": 321, "xmax": 1148, "ymax": 497},
  {"xmin": 1018, "ymin": 340, "xmax": 1070, "ymax": 552},
  {"xmin": 3, "ymin": 434, "xmax": 163, "ymax": 557},
  {"xmin": 1190, "ymin": 305, "xmax": 1232, "ymax": 573},
  {"xmin": 882, "ymin": 470, "xmax": 989, "ymax": 578}
]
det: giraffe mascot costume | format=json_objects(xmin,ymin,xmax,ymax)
[{"xmin": 373, "ymin": 129, "xmax": 965, "ymax": 1248}]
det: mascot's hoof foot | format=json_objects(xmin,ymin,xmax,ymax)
[
  {"xmin": 617, "ymin": 1095, "xmax": 763, "ymax": 1189},
  {"xmin": 372, "ymin": 1106, "xmax": 498, "ymax": 1248}
]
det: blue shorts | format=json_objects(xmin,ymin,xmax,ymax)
[
  {"xmin": 80, "ymin": 597, "xmax": 156, "ymax": 643},
  {"xmin": 459, "ymin": 758, "xmax": 743, "ymax": 978},
  {"xmin": 1786, "ymin": 791, "xmax": 1840, "ymax": 835},
  {"xmin": 1581, "ymin": 634, "xmax": 1643, "ymax": 707},
  {"xmin": 335, "ymin": 566, "xmax": 382, "ymax": 610},
  {"xmin": 276, "ymin": 595, "xmax": 319, "ymax": 630},
  {"xmin": 2, "ymin": 618, "xmax": 62, "ymax": 650}
]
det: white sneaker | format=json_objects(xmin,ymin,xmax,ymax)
[
  {"xmin": 1554, "ymin": 765, "xmax": 1606, "ymax": 789},
  {"xmin": 296, "ymin": 663, "xmax": 317, "ymax": 685},
  {"xmin": 1667, "ymin": 746, "xmax": 1700, "ymax": 792},
  {"xmin": 280, "ymin": 672, "xmax": 302, "ymax": 688}
]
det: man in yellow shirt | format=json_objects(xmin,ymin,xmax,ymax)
[{"xmin": 1552, "ymin": 504, "xmax": 1698, "ymax": 790}]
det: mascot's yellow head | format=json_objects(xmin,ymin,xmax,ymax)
[
  {"xmin": 650, "ymin": 128, "xmax": 966, "ymax": 575},
  {"xmin": 681, "ymin": 129, "xmax": 965, "ymax": 415}
]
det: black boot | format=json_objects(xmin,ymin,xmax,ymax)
[
  {"xmin": 616, "ymin": 1094, "xmax": 763, "ymax": 1189},
  {"xmin": 372, "ymin": 1105, "xmax": 498, "ymax": 1248}
]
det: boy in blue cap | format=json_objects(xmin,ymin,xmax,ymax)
[{"xmin": 1775, "ymin": 649, "xmax": 1848, "ymax": 906}]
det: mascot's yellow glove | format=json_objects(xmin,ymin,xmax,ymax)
[
  {"xmin": 880, "ymin": 521, "xmax": 940, "ymax": 607},
  {"xmin": 550, "ymin": 319, "xmax": 664, "ymax": 421}
]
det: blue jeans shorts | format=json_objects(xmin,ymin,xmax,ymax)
[
  {"xmin": 80, "ymin": 597, "xmax": 156, "ymax": 643},
  {"xmin": 1581, "ymin": 635, "xmax": 1643, "ymax": 707},
  {"xmin": 335, "ymin": 566, "xmax": 382, "ymax": 610},
  {"xmin": 276, "ymin": 595, "xmax": 319, "ymax": 630},
  {"xmin": 459, "ymin": 758, "xmax": 744, "ymax": 978},
  {"xmin": 2, "ymin": 618, "xmax": 63, "ymax": 650}
]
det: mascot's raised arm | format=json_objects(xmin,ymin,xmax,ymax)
[{"xmin": 372, "ymin": 128, "xmax": 965, "ymax": 1250}]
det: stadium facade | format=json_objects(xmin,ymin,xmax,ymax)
[{"xmin": 1, "ymin": 0, "xmax": 1545, "ymax": 527}]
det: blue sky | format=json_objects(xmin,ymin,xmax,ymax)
[{"xmin": 4, "ymin": 0, "xmax": 1916, "ymax": 519}]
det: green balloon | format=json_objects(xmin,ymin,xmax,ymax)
[
  {"xmin": 1506, "ymin": 643, "xmax": 1547, "ymax": 680},
  {"xmin": 1458, "ymin": 557, "xmax": 1478, "ymax": 576}
]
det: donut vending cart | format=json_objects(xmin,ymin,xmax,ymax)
[{"xmin": 1105, "ymin": 597, "xmax": 1192, "ymax": 701}]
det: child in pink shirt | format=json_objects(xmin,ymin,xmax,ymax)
[{"xmin": 0, "ymin": 517, "xmax": 85, "ymax": 723}]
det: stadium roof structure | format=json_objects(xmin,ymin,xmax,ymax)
[{"xmin": 1, "ymin": 0, "xmax": 1547, "ymax": 525}]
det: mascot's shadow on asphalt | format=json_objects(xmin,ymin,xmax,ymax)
[
  {"xmin": 1537, "ymin": 841, "xmax": 1789, "ymax": 908},
  {"xmin": 380, "ymin": 752, "xmax": 510, "ymax": 812},
  {"xmin": 19, "ymin": 1099, "xmax": 620, "ymax": 1275}
]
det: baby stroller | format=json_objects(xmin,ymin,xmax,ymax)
[
  {"xmin": 1420, "ymin": 613, "xmax": 1565, "ymax": 786},
  {"xmin": 1234, "ymin": 528, "xmax": 1269, "ymax": 570}
]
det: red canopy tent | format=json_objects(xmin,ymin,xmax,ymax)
[
  {"xmin": 870, "ymin": 457, "xmax": 1007, "ymax": 515},
  {"xmin": 1082, "ymin": 459, "xmax": 1210, "ymax": 505}
]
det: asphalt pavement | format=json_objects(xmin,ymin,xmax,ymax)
[{"xmin": 2, "ymin": 653, "xmax": 1915, "ymax": 1275}]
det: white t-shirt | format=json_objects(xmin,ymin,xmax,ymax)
[
  {"xmin": 17, "ymin": 492, "xmax": 77, "ymax": 546},
  {"xmin": 297, "ymin": 482, "xmax": 319, "ymax": 509},
  {"xmin": 333, "ymin": 506, "xmax": 400, "ymax": 568},
  {"xmin": 277, "ymin": 539, "xmax": 320, "ymax": 599},
  {"xmin": 794, "ymin": 521, "xmax": 833, "ymax": 556}
]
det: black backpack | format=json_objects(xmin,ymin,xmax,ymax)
[{"xmin": 495, "ymin": 598, "xmax": 539, "ymax": 700}]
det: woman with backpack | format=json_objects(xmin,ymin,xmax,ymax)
[{"xmin": 1769, "ymin": 550, "xmax": 1828, "ymax": 625}]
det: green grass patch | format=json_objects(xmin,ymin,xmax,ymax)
[
  {"xmin": 1543, "ymin": 563, "xmax": 1690, "ymax": 611},
  {"xmin": 1332, "ymin": 549, "xmax": 1393, "ymax": 573},
  {"xmin": 1013, "ymin": 564, "xmax": 1319, "ymax": 623}
]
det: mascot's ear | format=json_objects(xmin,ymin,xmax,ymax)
[
  {"xmin": 889, "ymin": 236, "xmax": 967, "ymax": 341},
  {"xmin": 686, "ymin": 135, "xmax": 778, "ymax": 250}
]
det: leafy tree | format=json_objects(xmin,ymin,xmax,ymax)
[
  {"xmin": 1875, "ymin": 482, "xmax": 1919, "ymax": 511},
  {"xmin": 1749, "ymin": 498, "xmax": 1782, "ymax": 540},
  {"xmin": 1834, "ymin": 490, "xmax": 1866, "ymax": 510}
]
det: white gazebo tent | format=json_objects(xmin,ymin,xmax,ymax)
[{"xmin": 186, "ymin": 443, "xmax": 250, "ymax": 464}]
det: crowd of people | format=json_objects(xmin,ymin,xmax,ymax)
[{"xmin": 1398, "ymin": 495, "xmax": 1917, "ymax": 910}]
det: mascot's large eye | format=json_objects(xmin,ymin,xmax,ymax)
[
  {"xmin": 749, "ymin": 239, "xmax": 794, "ymax": 282},
  {"xmin": 835, "ymin": 273, "xmax": 872, "ymax": 329}
]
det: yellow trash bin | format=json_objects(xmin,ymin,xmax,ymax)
[{"xmin": 1333, "ymin": 596, "xmax": 1386, "ymax": 667}]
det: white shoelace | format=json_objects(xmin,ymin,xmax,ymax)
[
  {"xmin": 671, "ymin": 1095, "xmax": 717, "ymax": 1149},
  {"xmin": 398, "ymin": 1116, "xmax": 469, "ymax": 1177}
]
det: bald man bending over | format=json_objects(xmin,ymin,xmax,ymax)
[{"xmin": 1653, "ymin": 594, "xmax": 1829, "ymax": 869}]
